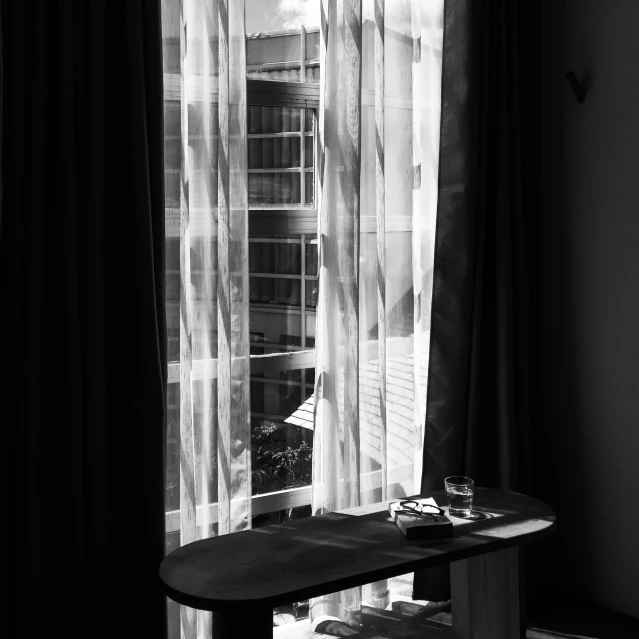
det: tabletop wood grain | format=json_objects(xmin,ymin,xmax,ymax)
[{"xmin": 159, "ymin": 488, "xmax": 556, "ymax": 612}]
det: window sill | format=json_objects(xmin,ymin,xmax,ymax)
[{"xmin": 165, "ymin": 485, "xmax": 312, "ymax": 534}]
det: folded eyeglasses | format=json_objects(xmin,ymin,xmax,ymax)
[{"xmin": 397, "ymin": 500, "xmax": 446, "ymax": 522}]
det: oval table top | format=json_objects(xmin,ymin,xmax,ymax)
[{"xmin": 159, "ymin": 488, "xmax": 556, "ymax": 612}]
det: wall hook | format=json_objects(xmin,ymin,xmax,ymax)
[{"xmin": 565, "ymin": 72, "xmax": 586, "ymax": 104}]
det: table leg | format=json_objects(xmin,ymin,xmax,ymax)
[
  {"xmin": 212, "ymin": 605, "xmax": 273, "ymax": 639},
  {"xmin": 450, "ymin": 547, "xmax": 525, "ymax": 639}
]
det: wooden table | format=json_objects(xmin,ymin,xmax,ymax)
[{"xmin": 160, "ymin": 488, "xmax": 555, "ymax": 638}]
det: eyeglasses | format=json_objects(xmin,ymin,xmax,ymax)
[{"xmin": 397, "ymin": 500, "xmax": 445, "ymax": 522}]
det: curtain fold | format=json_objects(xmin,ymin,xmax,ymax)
[
  {"xmin": 423, "ymin": 0, "xmax": 531, "ymax": 501},
  {"xmin": 416, "ymin": 0, "xmax": 533, "ymax": 600},
  {"xmin": 1, "ymin": 2, "xmax": 167, "ymax": 638},
  {"xmin": 312, "ymin": 0, "xmax": 443, "ymax": 625},
  {"xmin": 161, "ymin": 0, "xmax": 250, "ymax": 637}
]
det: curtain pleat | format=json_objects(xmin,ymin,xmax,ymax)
[
  {"xmin": 312, "ymin": 0, "xmax": 443, "ymax": 626},
  {"xmin": 1, "ymin": 2, "xmax": 167, "ymax": 638},
  {"xmin": 162, "ymin": 0, "xmax": 250, "ymax": 637}
]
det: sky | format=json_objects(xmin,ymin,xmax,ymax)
[{"xmin": 245, "ymin": 0, "xmax": 319, "ymax": 34}]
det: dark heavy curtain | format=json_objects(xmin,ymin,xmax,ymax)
[
  {"xmin": 416, "ymin": 0, "xmax": 538, "ymax": 598},
  {"xmin": 0, "ymin": 3, "xmax": 167, "ymax": 638},
  {"xmin": 424, "ymin": 0, "xmax": 535, "ymax": 495}
]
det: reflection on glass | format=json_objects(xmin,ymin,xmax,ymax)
[
  {"xmin": 249, "ymin": 106, "xmax": 302, "ymax": 134},
  {"xmin": 248, "ymin": 235, "xmax": 317, "ymax": 500},
  {"xmin": 248, "ymin": 240, "xmax": 306, "ymax": 307},
  {"xmin": 248, "ymin": 106, "xmax": 314, "ymax": 207},
  {"xmin": 249, "ymin": 173, "xmax": 303, "ymax": 205}
]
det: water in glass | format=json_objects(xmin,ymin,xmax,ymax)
[{"xmin": 446, "ymin": 486, "xmax": 473, "ymax": 518}]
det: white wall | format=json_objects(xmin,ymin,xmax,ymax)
[{"xmin": 537, "ymin": 0, "xmax": 639, "ymax": 618}]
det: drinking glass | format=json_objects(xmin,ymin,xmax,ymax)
[{"xmin": 444, "ymin": 476, "xmax": 474, "ymax": 518}]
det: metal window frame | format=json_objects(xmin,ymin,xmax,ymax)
[{"xmin": 164, "ymin": 462, "xmax": 416, "ymax": 533}]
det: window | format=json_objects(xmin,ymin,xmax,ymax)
[
  {"xmin": 163, "ymin": 25, "xmax": 321, "ymax": 543},
  {"xmin": 245, "ymin": 37, "xmax": 320, "ymax": 529},
  {"xmin": 162, "ymin": 1, "xmax": 441, "ymax": 634}
]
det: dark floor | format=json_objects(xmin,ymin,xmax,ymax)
[
  {"xmin": 527, "ymin": 598, "xmax": 639, "ymax": 639},
  {"xmin": 288, "ymin": 598, "xmax": 639, "ymax": 639}
]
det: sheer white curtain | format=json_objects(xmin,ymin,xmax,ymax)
[
  {"xmin": 162, "ymin": 0, "xmax": 250, "ymax": 638},
  {"xmin": 311, "ymin": 0, "xmax": 443, "ymax": 624}
]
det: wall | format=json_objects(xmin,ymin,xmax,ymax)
[{"xmin": 535, "ymin": 0, "xmax": 639, "ymax": 618}]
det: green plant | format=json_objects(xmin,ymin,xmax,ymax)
[{"xmin": 251, "ymin": 421, "xmax": 312, "ymax": 495}]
